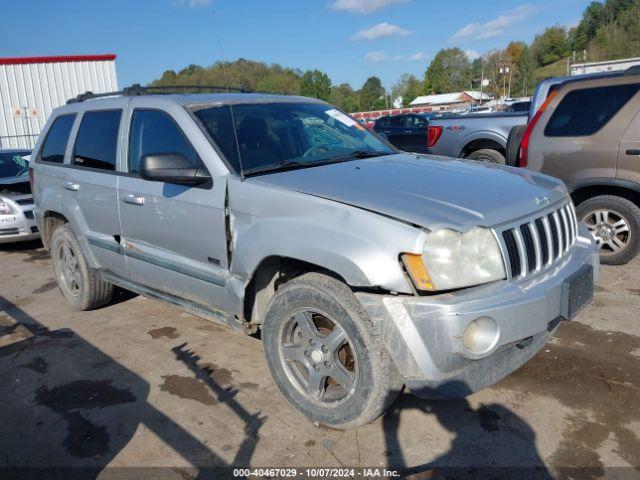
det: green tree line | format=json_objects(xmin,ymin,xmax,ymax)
[{"xmin": 151, "ymin": 0, "xmax": 640, "ymax": 110}]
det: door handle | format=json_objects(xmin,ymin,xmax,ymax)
[
  {"xmin": 403, "ymin": 130, "xmax": 414, "ymax": 133},
  {"xmin": 62, "ymin": 182, "xmax": 79, "ymax": 191},
  {"xmin": 626, "ymin": 149, "xmax": 640, "ymax": 156},
  {"xmin": 121, "ymin": 194, "xmax": 145, "ymax": 206}
]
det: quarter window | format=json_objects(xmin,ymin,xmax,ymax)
[
  {"xmin": 128, "ymin": 110, "xmax": 199, "ymax": 174},
  {"xmin": 40, "ymin": 114, "xmax": 76, "ymax": 163},
  {"xmin": 73, "ymin": 110, "xmax": 122, "ymax": 170},
  {"xmin": 545, "ymin": 83, "xmax": 640, "ymax": 137}
]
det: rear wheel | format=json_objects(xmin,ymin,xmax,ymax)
[
  {"xmin": 577, "ymin": 195, "xmax": 640, "ymax": 265},
  {"xmin": 50, "ymin": 224, "xmax": 113, "ymax": 310},
  {"xmin": 506, "ymin": 125, "xmax": 526, "ymax": 166},
  {"xmin": 262, "ymin": 273, "xmax": 403, "ymax": 429},
  {"xmin": 467, "ymin": 148, "xmax": 505, "ymax": 165}
]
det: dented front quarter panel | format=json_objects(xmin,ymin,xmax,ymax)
[{"xmin": 226, "ymin": 175, "xmax": 427, "ymax": 296}]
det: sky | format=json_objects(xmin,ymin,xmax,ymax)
[{"xmin": 3, "ymin": 0, "xmax": 593, "ymax": 90}]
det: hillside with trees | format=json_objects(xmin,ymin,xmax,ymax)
[{"xmin": 151, "ymin": 0, "xmax": 640, "ymax": 111}]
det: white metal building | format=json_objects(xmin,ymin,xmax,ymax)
[
  {"xmin": 571, "ymin": 57, "xmax": 640, "ymax": 76},
  {"xmin": 0, "ymin": 54, "xmax": 118, "ymax": 149},
  {"xmin": 409, "ymin": 91, "xmax": 493, "ymax": 111}
]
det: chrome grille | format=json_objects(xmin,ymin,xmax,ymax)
[{"xmin": 499, "ymin": 201, "xmax": 579, "ymax": 280}]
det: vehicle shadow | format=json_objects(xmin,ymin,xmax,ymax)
[
  {"xmin": 0, "ymin": 296, "xmax": 262, "ymax": 479},
  {"xmin": 382, "ymin": 383, "xmax": 553, "ymax": 479}
]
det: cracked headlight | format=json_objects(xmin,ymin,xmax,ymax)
[{"xmin": 403, "ymin": 228, "xmax": 506, "ymax": 291}]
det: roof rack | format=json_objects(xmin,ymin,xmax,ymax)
[{"xmin": 67, "ymin": 83, "xmax": 252, "ymax": 104}]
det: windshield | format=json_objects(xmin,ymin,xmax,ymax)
[
  {"xmin": 194, "ymin": 102, "xmax": 395, "ymax": 175},
  {"xmin": 0, "ymin": 151, "xmax": 30, "ymax": 179}
]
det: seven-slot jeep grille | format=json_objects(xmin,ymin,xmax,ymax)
[{"xmin": 498, "ymin": 201, "xmax": 579, "ymax": 280}]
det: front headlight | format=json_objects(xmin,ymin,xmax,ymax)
[
  {"xmin": 404, "ymin": 228, "xmax": 506, "ymax": 291},
  {"xmin": 0, "ymin": 199, "xmax": 15, "ymax": 215}
]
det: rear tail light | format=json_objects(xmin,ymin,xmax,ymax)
[
  {"xmin": 29, "ymin": 167, "xmax": 35, "ymax": 193},
  {"xmin": 519, "ymin": 90, "xmax": 557, "ymax": 168},
  {"xmin": 427, "ymin": 126, "xmax": 442, "ymax": 148}
]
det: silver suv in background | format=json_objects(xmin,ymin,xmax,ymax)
[
  {"xmin": 32, "ymin": 87, "xmax": 598, "ymax": 428},
  {"xmin": 0, "ymin": 149, "xmax": 39, "ymax": 244}
]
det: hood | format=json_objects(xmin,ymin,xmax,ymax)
[
  {"xmin": 0, "ymin": 176, "xmax": 30, "ymax": 196},
  {"xmin": 251, "ymin": 154, "xmax": 567, "ymax": 231}
]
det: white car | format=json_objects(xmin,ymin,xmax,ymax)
[{"xmin": 0, "ymin": 149, "xmax": 39, "ymax": 244}]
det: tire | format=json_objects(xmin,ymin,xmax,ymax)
[
  {"xmin": 506, "ymin": 125, "xmax": 526, "ymax": 167},
  {"xmin": 467, "ymin": 148, "xmax": 505, "ymax": 164},
  {"xmin": 50, "ymin": 224, "xmax": 113, "ymax": 310},
  {"xmin": 262, "ymin": 272, "xmax": 403, "ymax": 429},
  {"xmin": 576, "ymin": 195, "xmax": 640, "ymax": 265}
]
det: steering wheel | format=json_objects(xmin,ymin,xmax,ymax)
[{"xmin": 302, "ymin": 144, "xmax": 330, "ymax": 158}]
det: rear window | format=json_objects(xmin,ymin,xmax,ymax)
[
  {"xmin": 73, "ymin": 110, "xmax": 122, "ymax": 171},
  {"xmin": 545, "ymin": 83, "xmax": 640, "ymax": 137},
  {"xmin": 40, "ymin": 114, "xmax": 76, "ymax": 163}
]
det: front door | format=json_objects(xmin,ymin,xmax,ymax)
[{"xmin": 118, "ymin": 103, "xmax": 230, "ymax": 312}]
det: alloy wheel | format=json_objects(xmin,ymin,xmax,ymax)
[
  {"xmin": 56, "ymin": 241, "xmax": 81, "ymax": 297},
  {"xmin": 582, "ymin": 209, "xmax": 631, "ymax": 256},
  {"xmin": 278, "ymin": 308, "xmax": 357, "ymax": 404}
]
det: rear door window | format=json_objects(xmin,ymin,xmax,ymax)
[
  {"xmin": 128, "ymin": 110, "xmax": 200, "ymax": 174},
  {"xmin": 545, "ymin": 83, "xmax": 640, "ymax": 137},
  {"xmin": 73, "ymin": 110, "xmax": 122, "ymax": 171},
  {"xmin": 40, "ymin": 114, "xmax": 76, "ymax": 163},
  {"xmin": 389, "ymin": 116, "xmax": 405, "ymax": 127}
]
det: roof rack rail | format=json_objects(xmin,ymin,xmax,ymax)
[{"xmin": 67, "ymin": 83, "xmax": 251, "ymax": 104}]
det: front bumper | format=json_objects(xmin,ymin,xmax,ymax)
[
  {"xmin": 356, "ymin": 224, "xmax": 599, "ymax": 398},
  {"xmin": 0, "ymin": 208, "xmax": 40, "ymax": 244}
]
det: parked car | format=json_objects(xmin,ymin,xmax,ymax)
[
  {"xmin": 515, "ymin": 67, "xmax": 640, "ymax": 264},
  {"xmin": 0, "ymin": 149, "xmax": 39, "ymax": 244},
  {"xmin": 32, "ymin": 88, "xmax": 598, "ymax": 428},
  {"xmin": 507, "ymin": 101, "xmax": 531, "ymax": 113},
  {"xmin": 373, "ymin": 113, "xmax": 431, "ymax": 153}
]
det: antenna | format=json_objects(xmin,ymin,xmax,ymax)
[{"xmin": 212, "ymin": 10, "xmax": 231, "ymax": 93}]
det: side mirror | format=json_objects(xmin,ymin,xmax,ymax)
[{"xmin": 138, "ymin": 153, "xmax": 211, "ymax": 186}]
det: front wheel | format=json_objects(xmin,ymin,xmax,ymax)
[
  {"xmin": 577, "ymin": 195, "xmax": 640, "ymax": 265},
  {"xmin": 262, "ymin": 273, "xmax": 403, "ymax": 429}
]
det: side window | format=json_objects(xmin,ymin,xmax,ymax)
[
  {"xmin": 389, "ymin": 116, "xmax": 405, "ymax": 127},
  {"xmin": 73, "ymin": 110, "xmax": 122, "ymax": 171},
  {"xmin": 545, "ymin": 83, "xmax": 640, "ymax": 137},
  {"xmin": 376, "ymin": 117, "xmax": 388, "ymax": 128},
  {"xmin": 407, "ymin": 116, "xmax": 428, "ymax": 128},
  {"xmin": 128, "ymin": 110, "xmax": 199, "ymax": 174},
  {"xmin": 39, "ymin": 114, "xmax": 76, "ymax": 163}
]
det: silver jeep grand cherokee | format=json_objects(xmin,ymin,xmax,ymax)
[{"xmin": 32, "ymin": 89, "xmax": 598, "ymax": 428}]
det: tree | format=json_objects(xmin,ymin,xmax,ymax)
[
  {"xmin": 423, "ymin": 48, "xmax": 472, "ymax": 94},
  {"xmin": 330, "ymin": 83, "xmax": 360, "ymax": 112},
  {"xmin": 299, "ymin": 69, "xmax": 332, "ymax": 101},
  {"xmin": 391, "ymin": 74, "xmax": 423, "ymax": 106},
  {"xmin": 531, "ymin": 26, "xmax": 570, "ymax": 65},
  {"xmin": 359, "ymin": 76, "xmax": 385, "ymax": 110}
]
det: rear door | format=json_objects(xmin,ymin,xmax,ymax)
[
  {"xmin": 617, "ymin": 92, "xmax": 640, "ymax": 186},
  {"xmin": 383, "ymin": 116, "xmax": 408, "ymax": 150},
  {"xmin": 65, "ymin": 105, "xmax": 128, "ymax": 276},
  {"xmin": 401, "ymin": 115, "xmax": 429, "ymax": 153},
  {"xmin": 117, "ymin": 99, "xmax": 230, "ymax": 311}
]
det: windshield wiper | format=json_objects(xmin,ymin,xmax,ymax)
[
  {"xmin": 242, "ymin": 151, "xmax": 393, "ymax": 176},
  {"xmin": 243, "ymin": 160, "xmax": 310, "ymax": 176}
]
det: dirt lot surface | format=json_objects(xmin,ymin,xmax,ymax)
[{"xmin": 1, "ymin": 241, "xmax": 639, "ymax": 479}]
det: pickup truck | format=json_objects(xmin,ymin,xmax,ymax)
[{"xmin": 426, "ymin": 111, "xmax": 527, "ymax": 164}]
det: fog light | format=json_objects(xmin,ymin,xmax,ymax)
[{"xmin": 462, "ymin": 317, "xmax": 499, "ymax": 355}]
